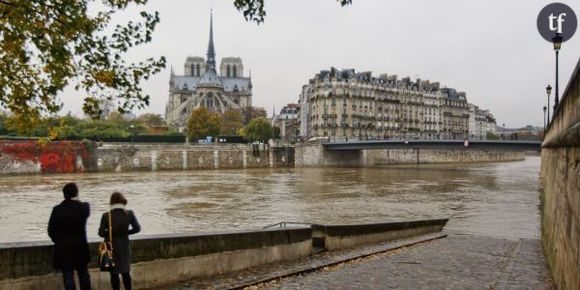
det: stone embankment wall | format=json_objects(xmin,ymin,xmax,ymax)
[
  {"xmin": 0, "ymin": 228, "xmax": 312, "ymax": 290},
  {"xmin": 1, "ymin": 140, "xmax": 525, "ymax": 175},
  {"xmin": 295, "ymin": 145, "xmax": 525, "ymax": 167},
  {"xmin": 0, "ymin": 219, "xmax": 447, "ymax": 290},
  {"xmin": 312, "ymin": 219, "xmax": 448, "ymax": 251},
  {"xmin": 540, "ymin": 59, "xmax": 580, "ymax": 290},
  {"xmin": 0, "ymin": 142, "xmax": 294, "ymax": 175},
  {"xmin": 95, "ymin": 143, "xmax": 294, "ymax": 172}
]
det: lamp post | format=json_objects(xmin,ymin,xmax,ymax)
[
  {"xmin": 502, "ymin": 123, "xmax": 505, "ymax": 140},
  {"xmin": 543, "ymin": 106, "xmax": 547, "ymax": 132},
  {"xmin": 546, "ymin": 85, "xmax": 552, "ymax": 122},
  {"xmin": 129, "ymin": 124, "xmax": 135, "ymax": 145},
  {"xmin": 552, "ymin": 34, "xmax": 562, "ymax": 110}
]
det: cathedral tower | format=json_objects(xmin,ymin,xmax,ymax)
[{"xmin": 165, "ymin": 11, "xmax": 253, "ymax": 131}]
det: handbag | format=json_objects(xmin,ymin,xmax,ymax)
[{"xmin": 98, "ymin": 211, "xmax": 115, "ymax": 272}]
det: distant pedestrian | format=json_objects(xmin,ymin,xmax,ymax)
[
  {"xmin": 48, "ymin": 183, "xmax": 91, "ymax": 290},
  {"xmin": 99, "ymin": 192, "xmax": 141, "ymax": 290}
]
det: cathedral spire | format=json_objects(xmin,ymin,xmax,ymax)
[{"xmin": 205, "ymin": 10, "xmax": 216, "ymax": 72}]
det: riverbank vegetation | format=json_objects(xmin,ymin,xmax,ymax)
[
  {"xmin": 0, "ymin": 112, "xmax": 157, "ymax": 141},
  {"xmin": 0, "ymin": 108, "xmax": 280, "ymax": 143}
]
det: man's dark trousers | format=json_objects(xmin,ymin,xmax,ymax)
[{"xmin": 62, "ymin": 265, "xmax": 91, "ymax": 290}]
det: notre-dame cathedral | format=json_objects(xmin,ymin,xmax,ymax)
[{"xmin": 165, "ymin": 12, "xmax": 253, "ymax": 131}]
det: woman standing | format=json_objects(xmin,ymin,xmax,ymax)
[{"xmin": 99, "ymin": 192, "xmax": 141, "ymax": 290}]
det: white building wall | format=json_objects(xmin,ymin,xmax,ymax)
[{"xmin": 299, "ymin": 85, "xmax": 310, "ymax": 139}]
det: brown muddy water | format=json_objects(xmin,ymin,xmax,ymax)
[{"xmin": 0, "ymin": 157, "xmax": 541, "ymax": 243}]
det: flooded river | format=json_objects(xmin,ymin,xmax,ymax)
[{"xmin": 0, "ymin": 157, "xmax": 541, "ymax": 243}]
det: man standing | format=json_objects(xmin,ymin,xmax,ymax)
[{"xmin": 48, "ymin": 183, "xmax": 91, "ymax": 290}]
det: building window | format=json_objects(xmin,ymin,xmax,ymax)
[
  {"xmin": 227, "ymin": 65, "xmax": 231, "ymax": 77},
  {"xmin": 233, "ymin": 66, "xmax": 237, "ymax": 78}
]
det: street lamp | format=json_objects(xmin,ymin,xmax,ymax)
[
  {"xmin": 129, "ymin": 124, "xmax": 135, "ymax": 145},
  {"xmin": 502, "ymin": 123, "xmax": 505, "ymax": 140},
  {"xmin": 552, "ymin": 34, "xmax": 562, "ymax": 110},
  {"xmin": 543, "ymin": 106, "xmax": 547, "ymax": 132},
  {"xmin": 546, "ymin": 85, "xmax": 552, "ymax": 122}
]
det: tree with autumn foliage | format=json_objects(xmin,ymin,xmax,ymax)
[
  {"xmin": 241, "ymin": 106, "xmax": 267, "ymax": 125},
  {"xmin": 232, "ymin": 0, "xmax": 352, "ymax": 24},
  {"xmin": 137, "ymin": 113, "xmax": 165, "ymax": 128},
  {"xmin": 242, "ymin": 117, "xmax": 274, "ymax": 142},
  {"xmin": 0, "ymin": 0, "xmax": 166, "ymax": 134},
  {"xmin": 0, "ymin": 0, "xmax": 351, "ymax": 136},
  {"xmin": 187, "ymin": 107, "xmax": 221, "ymax": 141},
  {"xmin": 220, "ymin": 109, "xmax": 244, "ymax": 135}
]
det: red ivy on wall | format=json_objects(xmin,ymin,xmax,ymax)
[{"xmin": 0, "ymin": 141, "xmax": 92, "ymax": 173}]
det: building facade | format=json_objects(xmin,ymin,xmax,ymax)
[
  {"xmin": 298, "ymin": 67, "xmax": 475, "ymax": 140},
  {"xmin": 165, "ymin": 12, "xmax": 253, "ymax": 131},
  {"xmin": 272, "ymin": 103, "xmax": 299, "ymax": 141},
  {"xmin": 468, "ymin": 104, "xmax": 497, "ymax": 140}
]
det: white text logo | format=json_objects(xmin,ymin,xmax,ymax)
[{"xmin": 548, "ymin": 13, "xmax": 567, "ymax": 33}]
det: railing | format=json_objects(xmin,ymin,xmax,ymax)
[
  {"xmin": 262, "ymin": 221, "xmax": 313, "ymax": 229},
  {"xmin": 322, "ymin": 139, "xmax": 542, "ymax": 151}
]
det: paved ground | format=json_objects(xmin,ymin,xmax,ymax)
[
  {"xmin": 168, "ymin": 233, "xmax": 553, "ymax": 290},
  {"xmin": 166, "ymin": 233, "xmax": 445, "ymax": 290},
  {"xmin": 262, "ymin": 235, "xmax": 552, "ymax": 290}
]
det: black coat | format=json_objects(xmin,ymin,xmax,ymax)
[
  {"xmin": 98, "ymin": 209, "xmax": 141, "ymax": 274},
  {"xmin": 48, "ymin": 200, "xmax": 91, "ymax": 270}
]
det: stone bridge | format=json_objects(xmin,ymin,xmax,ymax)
[{"xmin": 295, "ymin": 140, "xmax": 529, "ymax": 167}]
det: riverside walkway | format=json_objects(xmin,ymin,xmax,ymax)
[{"xmin": 169, "ymin": 232, "xmax": 552, "ymax": 290}]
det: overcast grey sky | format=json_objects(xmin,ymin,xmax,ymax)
[{"xmin": 60, "ymin": 0, "xmax": 580, "ymax": 128}]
